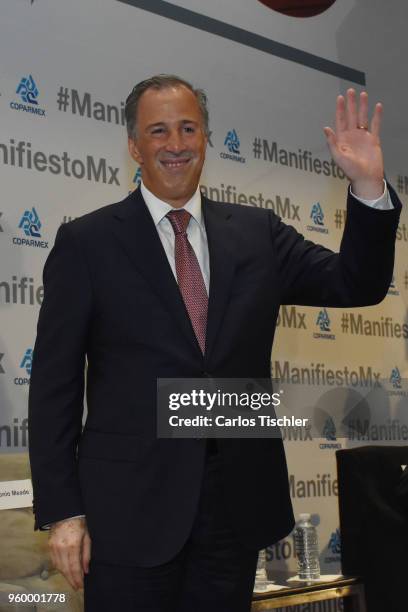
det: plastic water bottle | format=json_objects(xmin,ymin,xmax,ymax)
[
  {"xmin": 254, "ymin": 549, "xmax": 269, "ymax": 591},
  {"xmin": 293, "ymin": 513, "xmax": 321, "ymax": 580}
]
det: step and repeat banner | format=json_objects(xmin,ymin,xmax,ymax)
[{"xmin": 1, "ymin": 0, "xmax": 408, "ymax": 609}]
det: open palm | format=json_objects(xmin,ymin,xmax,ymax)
[{"xmin": 324, "ymin": 89, "xmax": 384, "ymax": 198}]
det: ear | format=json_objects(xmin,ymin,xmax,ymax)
[{"xmin": 128, "ymin": 137, "xmax": 143, "ymax": 165}]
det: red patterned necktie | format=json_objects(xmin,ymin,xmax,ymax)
[{"xmin": 167, "ymin": 209, "xmax": 208, "ymax": 354}]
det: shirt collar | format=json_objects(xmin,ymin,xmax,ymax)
[{"xmin": 140, "ymin": 181, "xmax": 203, "ymax": 228}]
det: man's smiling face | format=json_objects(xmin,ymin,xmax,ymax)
[{"xmin": 128, "ymin": 85, "xmax": 207, "ymax": 208}]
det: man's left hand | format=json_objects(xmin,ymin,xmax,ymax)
[{"xmin": 324, "ymin": 88, "xmax": 384, "ymax": 199}]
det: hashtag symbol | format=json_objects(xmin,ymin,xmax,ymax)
[
  {"xmin": 341, "ymin": 313, "xmax": 349, "ymax": 333},
  {"xmin": 405, "ymin": 271, "xmax": 408, "ymax": 290},
  {"xmin": 397, "ymin": 175, "xmax": 404, "ymax": 194},
  {"xmin": 253, "ymin": 137, "xmax": 262, "ymax": 159},
  {"xmin": 56, "ymin": 86, "xmax": 70, "ymax": 112},
  {"xmin": 334, "ymin": 209, "xmax": 343, "ymax": 229}
]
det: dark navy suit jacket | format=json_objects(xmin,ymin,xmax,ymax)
[{"xmin": 28, "ymin": 185, "xmax": 401, "ymax": 566}]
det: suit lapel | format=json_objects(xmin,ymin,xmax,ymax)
[
  {"xmin": 111, "ymin": 189, "xmax": 237, "ymax": 361},
  {"xmin": 203, "ymin": 198, "xmax": 236, "ymax": 360},
  {"xmin": 111, "ymin": 188, "xmax": 202, "ymax": 356}
]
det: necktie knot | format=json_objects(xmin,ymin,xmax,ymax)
[{"xmin": 167, "ymin": 209, "xmax": 191, "ymax": 235}]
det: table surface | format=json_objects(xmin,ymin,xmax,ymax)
[{"xmin": 253, "ymin": 573, "xmax": 360, "ymax": 600}]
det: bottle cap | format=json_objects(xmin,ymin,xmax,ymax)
[{"xmin": 299, "ymin": 513, "xmax": 311, "ymax": 521}]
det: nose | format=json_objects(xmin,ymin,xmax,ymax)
[{"xmin": 165, "ymin": 129, "xmax": 185, "ymax": 154}]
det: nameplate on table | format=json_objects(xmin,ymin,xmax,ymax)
[{"xmin": 0, "ymin": 479, "xmax": 33, "ymax": 510}]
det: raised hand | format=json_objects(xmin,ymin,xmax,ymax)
[{"xmin": 324, "ymin": 89, "xmax": 384, "ymax": 199}]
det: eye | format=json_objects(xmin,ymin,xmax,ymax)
[
  {"xmin": 151, "ymin": 127, "xmax": 165, "ymax": 135},
  {"xmin": 183, "ymin": 125, "xmax": 195, "ymax": 133}
]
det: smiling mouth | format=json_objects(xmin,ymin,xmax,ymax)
[{"xmin": 160, "ymin": 158, "xmax": 191, "ymax": 170}]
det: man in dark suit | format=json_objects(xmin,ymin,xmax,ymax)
[{"xmin": 28, "ymin": 75, "xmax": 401, "ymax": 611}]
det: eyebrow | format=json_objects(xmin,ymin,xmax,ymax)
[{"xmin": 146, "ymin": 119, "xmax": 199, "ymax": 130}]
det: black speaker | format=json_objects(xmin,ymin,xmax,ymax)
[{"xmin": 336, "ymin": 446, "xmax": 408, "ymax": 612}]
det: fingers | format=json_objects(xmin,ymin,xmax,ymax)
[
  {"xmin": 333, "ymin": 89, "xmax": 382, "ymax": 136},
  {"xmin": 64, "ymin": 545, "xmax": 84, "ymax": 590},
  {"xmin": 335, "ymin": 95, "xmax": 347, "ymax": 133},
  {"xmin": 52, "ymin": 542, "xmax": 83, "ymax": 590},
  {"xmin": 51, "ymin": 547, "xmax": 82, "ymax": 591},
  {"xmin": 323, "ymin": 126, "xmax": 337, "ymax": 149},
  {"xmin": 335, "ymin": 90, "xmax": 360, "ymax": 132},
  {"xmin": 357, "ymin": 91, "xmax": 369, "ymax": 129},
  {"xmin": 82, "ymin": 531, "xmax": 92, "ymax": 574},
  {"xmin": 346, "ymin": 88, "xmax": 358, "ymax": 129},
  {"xmin": 370, "ymin": 102, "xmax": 383, "ymax": 138},
  {"xmin": 48, "ymin": 519, "xmax": 89, "ymax": 591},
  {"xmin": 50, "ymin": 539, "xmax": 83, "ymax": 590}
]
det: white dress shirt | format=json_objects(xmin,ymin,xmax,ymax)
[{"xmin": 141, "ymin": 181, "xmax": 210, "ymax": 294}]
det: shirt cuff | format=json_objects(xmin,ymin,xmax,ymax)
[
  {"xmin": 41, "ymin": 515, "xmax": 86, "ymax": 530},
  {"xmin": 350, "ymin": 179, "xmax": 393, "ymax": 210}
]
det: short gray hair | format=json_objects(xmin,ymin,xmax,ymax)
[{"xmin": 125, "ymin": 74, "xmax": 209, "ymax": 139}]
